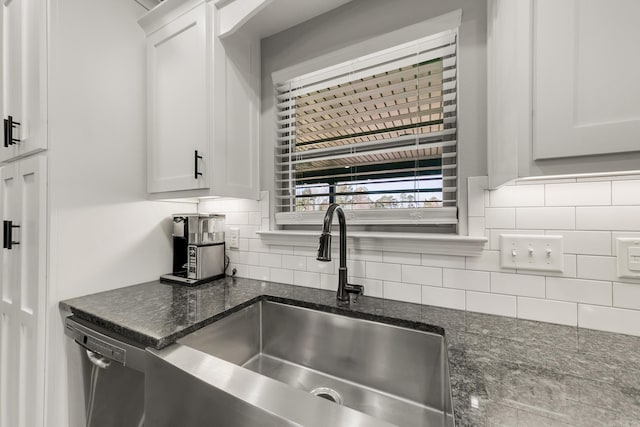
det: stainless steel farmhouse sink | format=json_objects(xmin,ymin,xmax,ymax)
[{"xmin": 145, "ymin": 299, "xmax": 454, "ymax": 427}]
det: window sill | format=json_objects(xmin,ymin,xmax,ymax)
[{"xmin": 257, "ymin": 230, "xmax": 487, "ymax": 257}]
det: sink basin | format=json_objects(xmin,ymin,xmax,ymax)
[{"xmin": 145, "ymin": 299, "xmax": 454, "ymax": 427}]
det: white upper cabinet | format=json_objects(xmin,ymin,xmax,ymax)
[
  {"xmin": 487, "ymin": 0, "xmax": 640, "ymax": 188},
  {"xmin": 533, "ymin": 0, "xmax": 640, "ymax": 160},
  {"xmin": 147, "ymin": 4, "xmax": 210, "ymax": 193},
  {"xmin": 141, "ymin": 0, "xmax": 260, "ymax": 199},
  {"xmin": 0, "ymin": 0, "xmax": 47, "ymax": 163}
]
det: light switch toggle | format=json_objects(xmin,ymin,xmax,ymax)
[{"xmin": 499, "ymin": 234, "xmax": 564, "ymax": 272}]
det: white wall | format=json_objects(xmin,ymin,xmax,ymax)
[
  {"xmin": 201, "ymin": 174, "xmax": 640, "ymax": 338},
  {"xmin": 259, "ymin": 0, "xmax": 487, "ymax": 234},
  {"xmin": 45, "ymin": 1, "xmax": 196, "ymax": 425}
]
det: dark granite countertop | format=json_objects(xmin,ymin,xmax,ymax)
[{"xmin": 60, "ymin": 277, "xmax": 640, "ymax": 426}]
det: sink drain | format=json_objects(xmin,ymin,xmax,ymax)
[{"xmin": 310, "ymin": 387, "xmax": 343, "ymax": 405}]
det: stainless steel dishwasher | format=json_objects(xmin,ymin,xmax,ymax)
[{"xmin": 64, "ymin": 316, "xmax": 146, "ymax": 427}]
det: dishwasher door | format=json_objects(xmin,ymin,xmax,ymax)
[{"xmin": 65, "ymin": 316, "xmax": 146, "ymax": 427}]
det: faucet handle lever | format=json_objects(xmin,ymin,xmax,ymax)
[{"xmin": 344, "ymin": 283, "xmax": 364, "ymax": 303}]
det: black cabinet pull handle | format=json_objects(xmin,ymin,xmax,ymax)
[
  {"xmin": 3, "ymin": 220, "xmax": 20, "ymax": 250},
  {"xmin": 3, "ymin": 116, "xmax": 20, "ymax": 148},
  {"xmin": 194, "ymin": 150, "xmax": 203, "ymax": 179},
  {"xmin": 3, "ymin": 119, "xmax": 8, "ymax": 147}
]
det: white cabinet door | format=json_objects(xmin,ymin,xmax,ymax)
[
  {"xmin": 533, "ymin": 0, "xmax": 640, "ymax": 160},
  {"xmin": 147, "ymin": 4, "xmax": 210, "ymax": 193},
  {"xmin": 0, "ymin": 155, "xmax": 46, "ymax": 427},
  {"xmin": 0, "ymin": 0, "xmax": 47, "ymax": 163}
]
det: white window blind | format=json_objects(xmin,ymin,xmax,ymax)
[{"xmin": 275, "ymin": 30, "xmax": 458, "ymax": 226}]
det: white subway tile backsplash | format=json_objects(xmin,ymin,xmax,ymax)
[
  {"xmin": 546, "ymin": 277, "xmax": 612, "ymax": 306},
  {"xmin": 347, "ymin": 260, "xmax": 366, "ymax": 278},
  {"xmin": 247, "ymin": 252, "xmax": 261, "ymax": 266},
  {"xmin": 612, "ymin": 180, "xmax": 640, "ymax": 205},
  {"xmin": 545, "ymin": 182, "xmax": 611, "ymax": 207},
  {"xmin": 516, "ymin": 207, "xmax": 575, "ymax": 230},
  {"xmin": 443, "ymin": 269, "xmax": 490, "ymax": 292},
  {"xmin": 355, "ymin": 278, "xmax": 383, "ymax": 298},
  {"xmin": 212, "ymin": 178, "xmax": 640, "ymax": 337},
  {"xmin": 576, "ymin": 256, "xmax": 617, "ymax": 281},
  {"xmin": 466, "ymin": 292, "xmax": 516, "ymax": 317},
  {"xmin": 259, "ymin": 253, "xmax": 282, "ymax": 268},
  {"xmin": 238, "ymin": 225, "xmax": 260, "ymax": 238},
  {"xmin": 548, "ymin": 230, "xmax": 611, "ymax": 256},
  {"xmin": 520, "ymin": 254, "xmax": 577, "ymax": 278},
  {"xmin": 306, "ymin": 257, "xmax": 335, "ymax": 274},
  {"xmin": 490, "ymin": 184, "xmax": 545, "ymax": 207},
  {"xmin": 401, "ymin": 265, "xmax": 443, "ymax": 286},
  {"xmin": 422, "ymin": 286, "xmax": 465, "ymax": 310},
  {"xmin": 227, "ymin": 250, "xmax": 246, "ymax": 264},
  {"xmin": 229, "ymin": 263, "xmax": 248, "ymax": 278},
  {"xmin": 270, "ymin": 245, "xmax": 294, "ymax": 255},
  {"xmin": 293, "ymin": 246, "xmax": 317, "ymax": 257},
  {"xmin": 490, "ymin": 272, "xmax": 545, "ymax": 298},
  {"xmin": 248, "ymin": 238, "xmax": 270, "ymax": 253},
  {"xmin": 319, "ymin": 273, "xmax": 338, "ymax": 291},
  {"xmin": 350, "ymin": 249, "xmax": 383, "ymax": 262},
  {"xmin": 517, "ymin": 297, "xmax": 577, "ymax": 326},
  {"xmin": 366, "ymin": 262, "xmax": 401, "ymax": 281},
  {"xmin": 281, "ymin": 255, "xmax": 307, "ymax": 271},
  {"xmin": 383, "ymin": 281, "xmax": 421, "ymax": 304},
  {"xmin": 225, "ymin": 212, "xmax": 249, "ymax": 225},
  {"xmin": 270, "ymin": 268, "xmax": 294, "ymax": 285},
  {"xmin": 465, "ymin": 250, "xmax": 506, "ymax": 272},
  {"xmin": 422, "ymin": 254, "xmax": 466, "ymax": 269},
  {"xmin": 485, "ymin": 208, "xmax": 516, "ymax": 229},
  {"xmin": 577, "ymin": 207, "xmax": 640, "ymax": 231},
  {"xmin": 248, "ymin": 265, "xmax": 270, "ymax": 281},
  {"xmin": 613, "ymin": 282, "xmax": 640, "ymax": 310},
  {"xmin": 293, "ymin": 271, "xmax": 320, "ymax": 288},
  {"xmin": 578, "ymin": 304, "xmax": 640, "ymax": 336},
  {"xmin": 382, "ymin": 251, "xmax": 421, "ymax": 265},
  {"xmin": 248, "ymin": 211, "xmax": 262, "ymax": 225}
]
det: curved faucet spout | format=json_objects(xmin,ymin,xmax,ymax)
[{"xmin": 316, "ymin": 204, "xmax": 363, "ymax": 303}]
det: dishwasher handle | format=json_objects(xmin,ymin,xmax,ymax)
[{"xmin": 86, "ymin": 350, "xmax": 112, "ymax": 369}]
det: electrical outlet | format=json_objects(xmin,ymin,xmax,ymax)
[
  {"xmin": 616, "ymin": 238, "xmax": 640, "ymax": 280},
  {"xmin": 229, "ymin": 227, "xmax": 240, "ymax": 250},
  {"xmin": 499, "ymin": 234, "xmax": 564, "ymax": 272}
]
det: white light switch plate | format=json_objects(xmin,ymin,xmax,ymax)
[
  {"xmin": 616, "ymin": 238, "xmax": 640, "ymax": 280},
  {"xmin": 499, "ymin": 234, "xmax": 564, "ymax": 272}
]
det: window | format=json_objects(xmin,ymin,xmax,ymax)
[{"xmin": 275, "ymin": 29, "xmax": 458, "ymax": 226}]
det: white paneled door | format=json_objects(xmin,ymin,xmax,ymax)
[
  {"xmin": 0, "ymin": 155, "xmax": 46, "ymax": 427},
  {"xmin": 533, "ymin": 0, "xmax": 640, "ymax": 159}
]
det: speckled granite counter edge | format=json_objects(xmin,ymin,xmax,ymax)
[{"xmin": 61, "ymin": 292, "xmax": 445, "ymax": 349}]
